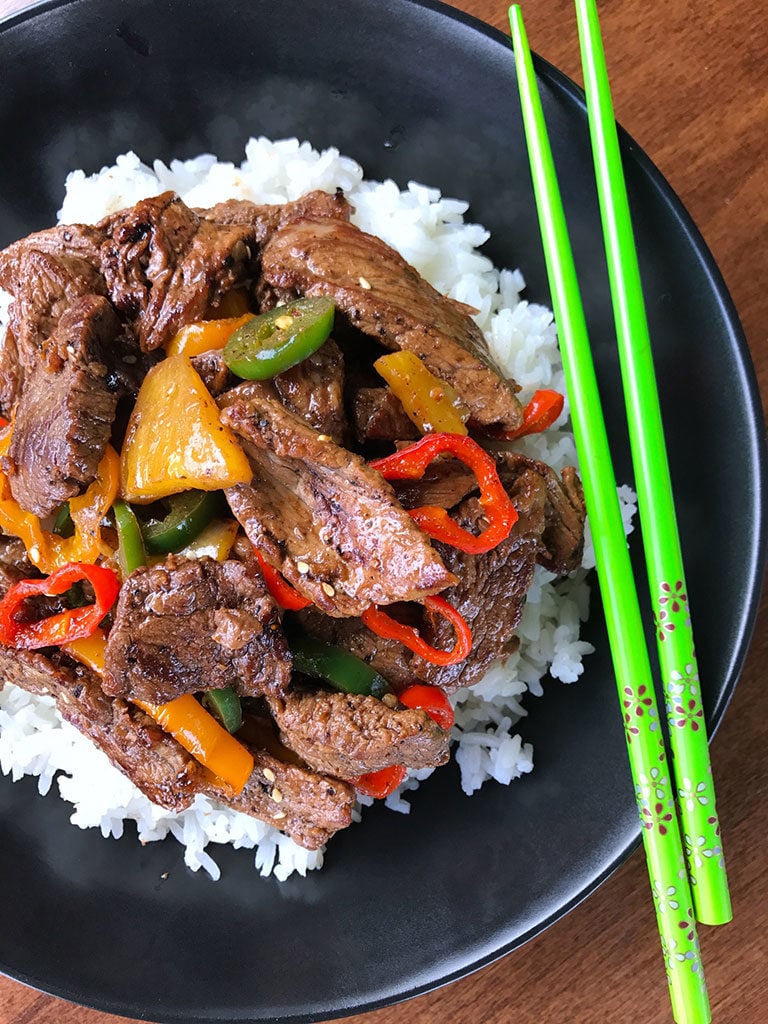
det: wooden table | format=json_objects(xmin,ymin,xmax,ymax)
[{"xmin": 0, "ymin": 0, "xmax": 765, "ymax": 1022}]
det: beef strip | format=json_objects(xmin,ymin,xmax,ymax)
[
  {"xmin": 298, "ymin": 454, "xmax": 585, "ymax": 692},
  {"xmin": 267, "ymin": 689, "xmax": 451, "ymax": 780},
  {"xmin": 199, "ymin": 188, "xmax": 351, "ymax": 238},
  {"xmin": 352, "ymin": 387, "xmax": 419, "ymax": 444},
  {"xmin": 104, "ymin": 555, "xmax": 291, "ymax": 705},
  {"xmin": 498, "ymin": 453, "xmax": 586, "ymax": 575},
  {"xmin": 220, "ymin": 380, "xmax": 456, "ymax": 616},
  {"xmin": 97, "ymin": 192, "xmax": 258, "ymax": 351},
  {"xmin": 4, "ymin": 294, "xmax": 121, "ymax": 517},
  {"xmin": 0, "ymin": 645, "xmax": 353, "ymax": 848},
  {"xmin": 273, "ymin": 337, "xmax": 348, "ymax": 444},
  {"xmin": 260, "ymin": 217, "xmax": 524, "ymax": 433},
  {"xmin": 190, "ymin": 348, "xmax": 236, "ymax": 397}
]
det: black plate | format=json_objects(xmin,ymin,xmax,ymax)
[{"xmin": 0, "ymin": 1, "xmax": 765, "ymax": 1021}]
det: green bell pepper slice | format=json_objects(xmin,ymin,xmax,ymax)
[
  {"xmin": 113, "ymin": 500, "xmax": 147, "ymax": 576},
  {"xmin": 289, "ymin": 633, "xmax": 390, "ymax": 698},
  {"xmin": 202, "ymin": 687, "xmax": 243, "ymax": 734},
  {"xmin": 139, "ymin": 491, "xmax": 223, "ymax": 555},
  {"xmin": 223, "ymin": 297, "xmax": 335, "ymax": 380}
]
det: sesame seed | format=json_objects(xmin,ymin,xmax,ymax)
[
  {"xmin": 359, "ymin": 276, "xmax": 372, "ymax": 290},
  {"xmin": 271, "ymin": 787, "xmax": 284, "ymax": 803},
  {"xmin": 275, "ymin": 300, "xmax": 287, "ymax": 308},
  {"xmin": 382, "ymin": 692, "xmax": 398, "ymax": 708},
  {"xmin": 274, "ymin": 314, "xmax": 294, "ymax": 330},
  {"xmin": 296, "ymin": 561, "xmax": 310, "ymax": 575},
  {"xmin": 273, "ymin": 810, "xmax": 286, "ymax": 820},
  {"xmin": 29, "ymin": 545, "xmax": 40, "ymax": 563},
  {"xmin": 317, "ymin": 433, "xmax": 331, "ymax": 442},
  {"xmin": 66, "ymin": 344, "xmax": 76, "ymax": 356},
  {"xmin": 263, "ymin": 767, "xmax": 276, "ymax": 783},
  {"xmin": 321, "ymin": 582, "xmax": 335, "ymax": 597}
]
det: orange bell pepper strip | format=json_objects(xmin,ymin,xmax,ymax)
[
  {"xmin": 166, "ymin": 313, "xmax": 253, "ymax": 359},
  {"xmin": 373, "ymin": 351, "xmax": 470, "ymax": 435},
  {"xmin": 63, "ymin": 630, "xmax": 255, "ymax": 794}
]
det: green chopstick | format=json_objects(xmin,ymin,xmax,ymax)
[
  {"xmin": 508, "ymin": 7, "xmax": 710, "ymax": 1023},
  {"xmin": 574, "ymin": 0, "xmax": 730, "ymax": 927}
]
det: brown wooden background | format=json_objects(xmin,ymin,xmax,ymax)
[{"xmin": 0, "ymin": 0, "xmax": 765, "ymax": 1022}]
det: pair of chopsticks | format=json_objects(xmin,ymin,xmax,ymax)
[{"xmin": 507, "ymin": 3, "xmax": 731, "ymax": 1021}]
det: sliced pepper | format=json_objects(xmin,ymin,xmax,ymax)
[
  {"xmin": 498, "ymin": 389, "xmax": 564, "ymax": 439},
  {"xmin": 134, "ymin": 694, "xmax": 254, "ymax": 794},
  {"xmin": 201, "ymin": 687, "xmax": 243, "ymax": 734},
  {"xmin": 289, "ymin": 633, "xmax": 390, "ymax": 697},
  {"xmin": 374, "ymin": 351, "xmax": 469, "ymax": 435},
  {"xmin": 120, "ymin": 354, "xmax": 252, "ymax": 503},
  {"xmin": 361, "ymin": 595, "xmax": 472, "ymax": 667},
  {"xmin": 138, "ymin": 490, "xmax": 223, "ymax": 554},
  {"xmin": 166, "ymin": 313, "xmax": 253, "ymax": 359},
  {"xmin": 0, "ymin": 562, "xmax": 120, "ymax": 650},
  {"xmin": 223, "ymin": 297, "xmax": 335, "ymax": 380},
  {"xmin": 53, "ymin": 502, "xmax": 75, "ymax": 538},
  {"xmin": 370, "ymin": 433, "xmax": 518, "ymax": 555},
  {"xmin": 176, "ymin": 518, "xmax": 239, "ymax": 562},
  {"xmin": 353, "ymin": 765, "xmax": 407, "ymax": 799},
  {"xmin": 62, "ymin": 627, "xmax": 107, "ymax": 674},
  {"xmin": 254, "ymin": 549, "xmax": 312, "ymax": 611},
  {"xmin": 398, "ymin": 683, "xmax": 455, "ymax": 730},
  {"xmin": 113, "ymin": 500, "xmax": 146, "ymax": 578}
]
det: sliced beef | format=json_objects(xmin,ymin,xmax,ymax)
[
  {"xmin": 273, "ymin": 338, "xmax": 347, "ymax": 444},
  {"xmin": 104, "ymin": 555, "xmax": 291, "ymax": 705},
  {"xmin": 260, "ymin": 217, "xmax": 523, "ymax": 433},
  {"xmin": 298, "ymin": 454, "xmax": 585, "ymax": 692},
  {"xmin": 220, "ymin": 380, "xmax": 456, "ymax": 616},
  {"xmin": 352, "ymin": 387, "xmax": 419, "ymax": 444},
  {"xmin": 4, "ymin": 294, "xmax": 121, "ymax": 518},
  {"xmin": 0, "ymin": 645, "xmax": 353, "ymax": 848},
  {"xmin": 499, "ymin": 453, "xmax": 586, "ymax": 575},
  {"xmin": 392, "ymin": 456, "xmax": 478, "ymax": 511},
  {"xmin": 0, "ymin": 246, "xmax": 107, "ymax": 377},
  {"xmin": 190, "ymin": 348, "xmax": 236, "ymax": 397},
  {"xmin": 0, "ymin": 326, "xmax": 22, "ymax": 419},
  {"xmin": 97, "ymin": 192, "xmax": 257, "ymax": 351},
  {"xmin": 0, "ymin": 534, "xmax": 33, "ymax": 593},
  {"xmin": 199, "ymin": 188, "xmax": 351, "ymax": 238},
  {"xmin": 267, "ymin": 689, "xmax": 451, "ymax": 780}
]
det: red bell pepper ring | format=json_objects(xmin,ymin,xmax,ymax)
[
  {"xmin": 398, "ymin": 683, "xmax": 455, "ymax": 730},
  {"xmin": 361, "ymin": 595, "xmax": 472, "ymax": 667},
  {"xmin": 253, "ymin": 549, "xmax": 312, "ymax": 611},
  {"xmin": 353, "ymin": 764, "xmax": 407, "ymax": 799},
  {"xmin": 501, "ymin": 389, "xmax": 564, "ymax": 440},
  {"xmin": 0, "ymin": 562, "xmax": 120, "ymax": 650},
  {"xmin": 369, "ymin": 433, "xmax": 518, "ymax": 555}
]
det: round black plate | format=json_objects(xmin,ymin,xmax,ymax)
[{"xmin": 0, "ymin": 1, "xmax": 765, "ymax": 1021}]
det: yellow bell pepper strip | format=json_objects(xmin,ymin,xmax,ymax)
[
  {"xmin": 212, "ymin": 288, "xmax": 252, "ymax": 319},
  {"xmin": 0, "ymin": 444, "xmax": 119, "ymax": 573},
  {"xmin": 166, "ymin": 314, "xmax": 253, "ymax": 359},
  {"xmin": 120, "ymin": 354, "xmax": 252, "ymax": 503},
  {"xmin": 175, "ymin": 518, "xmax": 239, "ymax": 562},
  {"xmin": 62, "ymin": 627, "xmax": 108, "ymax": 674},
  {"xmin": 134, "ymin": 694, "xmax": 254, "ymax": 793},
  {"xmin": 361, "ymin": 595, "xmax": 473, "ymax": 667},
  {"xmin": 369, "ymin": 433, "xmax": 518, "ymax": 555},
  {"xmin": 62, "ymin": 630, "xmax": 254, "ymax": 793},
  {"xmin": 373, "ymin": 351, "xmax": 470, "ymax": 435},
  {"xmin": 223, "ymin": 297, "xmax": 335, "ymax": 380},
  {"xmin": 0, "ymin": 562, "xmax": 120, "ymax": 650}
]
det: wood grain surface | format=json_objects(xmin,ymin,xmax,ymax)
[{"xmin": 0, "ymin": 0, "xmax": 765, "ymax": 1022}]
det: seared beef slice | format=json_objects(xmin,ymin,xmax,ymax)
[
  {"xmin": 104, "ymin": 556, "xmax": 291, "ymax": 705},
  {"xmin": 220, "ymin": 381, "xmax": 456, "ymax": 616},
  {"xmin": 98, "ymin": 192, "xmax": 257, "ymax": 351},
  {"xmin": 5, "ymin": 294, "xmax": 121, "ymax": 518},
  {"xmin": 260, "ymin": 217, "xmax": 523, "ymax": 432},
  {"xmin": 268, "ymin": 690, "xmax": 451, "ymax": 779}
]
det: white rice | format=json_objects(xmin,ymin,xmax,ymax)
[{"xmin": 0, "ymin": 138, "xmax": 636, "ymax": 879}]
